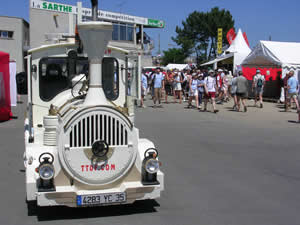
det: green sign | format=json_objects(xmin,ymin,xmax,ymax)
[
  {"xmin": 42, "ymin": 2, "xmax": 73, "ymax": 13},
  {"xmin": 148, "ymin": 19, "xmax": 165, "ymax": 28}
]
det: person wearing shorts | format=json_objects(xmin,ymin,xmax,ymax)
[
  {"xmin": 252, "ymin": 70, "xmax": 265, "ymax": 108},
  {"xmin": 152, "ymin": 68, "xmax": 165, "ymax": 107},
  {"xmin": 204, "ymin": 70, "xmax": 218, "ymax": 113},
  {"xmin": 173, "ymin": 72, "xmax": 182, "ymax": 104},
  {"xmin": 287, "ymin": 70, "xmax": 299, "ymax": 112},
  {"xmin": 236, "ymin": 71, "xmax": 248, "ymax": 112},
  {"xmin": 188, "ymin": 73, "xmax": 199, "ymax": 108}
]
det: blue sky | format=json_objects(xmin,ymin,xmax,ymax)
[{"xmin": 2, "ymin": 0, "xmax": 300, "ymax": 55}]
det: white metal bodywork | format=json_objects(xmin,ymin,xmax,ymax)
[{"xmin": 24, "ymin": 35, "xmax": 164, "ymax": 207}]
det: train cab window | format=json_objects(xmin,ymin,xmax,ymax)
[
  {"xmin": 102, "ymin": 58, "xmax": 119, "ymax": 101},
  {"xmin": 39, "ymin": 57, "xmax": 88, "ymax": 101}
]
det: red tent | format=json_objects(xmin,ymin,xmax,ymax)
[{"xmin": 0, "ymin": 51, "xmax": 12, "ymax": 121}]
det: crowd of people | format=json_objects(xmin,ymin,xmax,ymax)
[{"xmin": 140, "ymin": 67, "xmax": 300, "ymax": 122}]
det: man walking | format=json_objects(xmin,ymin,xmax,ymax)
[
  {"xmin": 287, "ymin": 70, "xmax": 299, "ymax": 112},
  {"xmin": 153, "ymin": 68, "xmax": 165, "ymax": 108},
  {"xmin": 252, "ymin": 69, "xmax": 265, "ymax": 108},
  {"xmin": 236, "ymin": 71, "xmax": 248, "ymax": 112},
  {"xmin": 204, "ymin": 70, "xmax": 219, "ymax": 113}
]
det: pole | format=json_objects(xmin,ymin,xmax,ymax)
[{"xmin": 91, "ymin": 0, "xmax": 98, "ymax": 21}]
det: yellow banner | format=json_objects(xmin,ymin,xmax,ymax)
[{"xmin": 217, "ymin": 28, "xmax": 223, "ymax": 54}]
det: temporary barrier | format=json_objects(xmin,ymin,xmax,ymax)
[{"xmin": 0, "ymin": 51, "xmax": 12, "ymax": 121}]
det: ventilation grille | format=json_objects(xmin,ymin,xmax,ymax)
[{"xmin": 69, "ymin": 114, "xmax": 128, "ymax": 148}]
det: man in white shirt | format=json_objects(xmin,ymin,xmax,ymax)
[
  {"xmin": 203, "ymin": 70, "xmax": 219, "ymax": 113},
  {"xmin": 252, "ymin": 69, "xmax": 265, "ymax": 108}
]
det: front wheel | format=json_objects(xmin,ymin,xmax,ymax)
[{"xmin": 26, "ymin": 200, "xmax": 38, "ymax": 216}]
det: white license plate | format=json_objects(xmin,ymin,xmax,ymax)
[{"xmin": 77, "ymin": 192, "xmax": 126, "ymax": 206}]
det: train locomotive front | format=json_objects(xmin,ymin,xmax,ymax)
[{"xmin": 24, "ymin": 18, "xmax": 164, "ymax": 208}]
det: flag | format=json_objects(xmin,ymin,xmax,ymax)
[
  {"xmin": 226, "ymin": 28, "xmax": 236, "ymax": 45},
  {"xmin": 243, "ymin": 32, "xmax": 250, "ymax": 47}
]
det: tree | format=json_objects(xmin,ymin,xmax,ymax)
[
  {"xmin": 161, "ymin": 48, "xmax": 186, "ymax": 66},
  {"xmin": 172, "ymin": 7, "xmax": 235, "ymax": 64}
]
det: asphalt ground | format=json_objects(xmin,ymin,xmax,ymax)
[{"xmin": 0, "ymin": 95, "xmax": 300, "ymax": 225}]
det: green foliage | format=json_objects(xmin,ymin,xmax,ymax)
[
  {"xmin": 172, "ymin": 7, "xmax": 235, "ymax": 64},
  {"xmin": 161, "ymin": 48, "xmax": 186, "ymax": 66}
]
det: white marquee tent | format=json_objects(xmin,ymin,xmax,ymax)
[
  {"xmin": 242, "ymin": 40, "xmax": 300, "ymax": 78},
  {"xmin": 242, "ymin": 40, "xmax": 300, "ymax": 101},
  {"xmin": 201, "ymin": 29, "xmax": 251, "ymax": 72}
]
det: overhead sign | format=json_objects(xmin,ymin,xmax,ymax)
[
  {"xmin": 30, "ymin": 0, "xmax": 165, "ymax": 28},
  {"xmin": 148, "ymin": 19, "xmax": 165, "ymax": 28},
  {"xmin": 217, "ymin": 28, "xmax": 223, "ymax": 55}
]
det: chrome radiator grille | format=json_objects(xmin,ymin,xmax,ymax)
[{"xmin": 69, "ymin": 114, "xmax": 128, "ymax": 147}]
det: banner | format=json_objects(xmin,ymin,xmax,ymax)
[
  {"xmin": 243, "ymin": 32, "xmax": 250, "ymax": 47},
  {"xmin": 217, "ymin": 28, "xmax": 223, "ymax": 55},
  {"xmin": 226, "ymin": 28, "xmax": 236, "ymax": 45},
  {"xmin": 30, "ymin": 0, "xmax": 165, "ymax": 28}
]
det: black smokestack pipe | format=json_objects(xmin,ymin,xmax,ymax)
[{"xmin": 91, "ymin": 0, "xmax": 98, "ymax": 21}]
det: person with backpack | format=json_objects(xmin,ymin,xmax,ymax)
[{"xmin": 252, "ymin": 69, "xmax": 265, "ymax": 108}]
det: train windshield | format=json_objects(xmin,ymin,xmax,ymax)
[{"xmin": 39, "ymin": 57, "xmax": 119, "ymax": 101}]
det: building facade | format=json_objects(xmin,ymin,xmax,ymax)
[{"xmin": 0, "ymin": 16, "xmax": 29, "ymax": 73}]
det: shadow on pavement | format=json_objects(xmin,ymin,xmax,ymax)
[
  {"xmin": 29, "ymin": 200, "xmax": 160, "ymax": 221},
  {"xmin": 288, "ymin": 120, "xmax": 300, "ymax": 124}
]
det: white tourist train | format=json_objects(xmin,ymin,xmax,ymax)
[{"xmin": 23, "ymin": 0, "xmax": 164, "ymax": 208}]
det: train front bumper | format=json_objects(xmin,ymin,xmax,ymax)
[{"xmin": 36, "ymin": 172, "xmax": 164, "ymax": 207}]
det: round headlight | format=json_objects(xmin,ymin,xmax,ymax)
[
  {"xmin": 145, "ymin": 159, "xmax": 160, "ymax": 174},
  {"xmin": 39, "ymin": 164, "xmax": 54, "ymax": 180}
]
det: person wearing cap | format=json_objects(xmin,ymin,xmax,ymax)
[
  {"xmin": 252, "ymin": 69, "xmax": 265, "ymax": 108},
  {"xmin": 188, "ymin": 73, "xmax": 199, "ymax": 109},
  {"xmin": 203, "ymin": 70, "xmax": 219, "ymax": 113},
  {"xmin": 236, "ymin": 71, "xmax": 248, "ymax": 112}
]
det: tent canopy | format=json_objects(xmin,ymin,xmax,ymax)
[
  {"xmin": 166, "ymin": 64, "xmax": 191, "ymax": 71},
  {"xmin": 200, "ymin": 53, "xmax": 233, "ymax": 66},
  {"xmin": 242, "ymin": 41, "xmax": 300, "ymax": 69},
  {"xmin": 200, "ymin": 29, "xmax": 251, "ymax": 68}
]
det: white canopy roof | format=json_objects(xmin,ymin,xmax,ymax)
[
  {"xmin": 166, "ymin": 64, "xmax": 191, "ymax": 70},
  {"xmin": 200, "ymin": 29, "xmax": 251, "ymax": 69},
  {"xmin": 242, "ymin": 41, "xmax": 300, "ymax": 69},
  {"xmin": 200, "ymin": 53, "xmax": 234, "ymax": 66}
]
